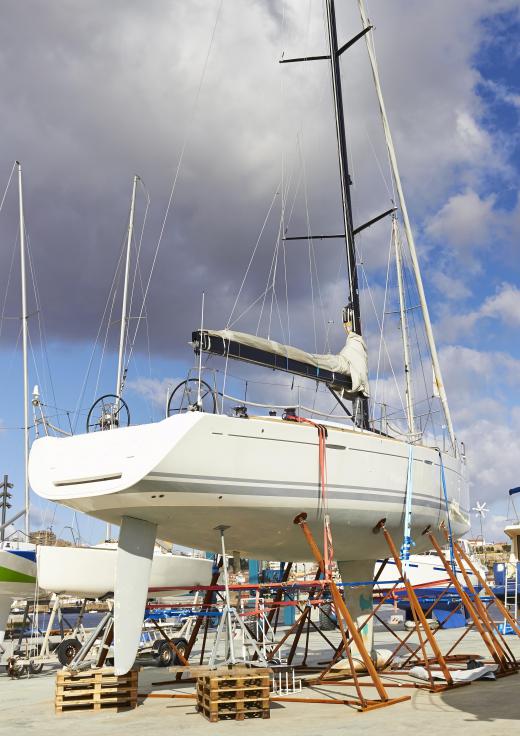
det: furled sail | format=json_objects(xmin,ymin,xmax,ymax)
[{"xmin": 192, "ymin": 328, "xmax": 369, "ymax": 397}]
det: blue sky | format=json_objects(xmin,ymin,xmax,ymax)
[{"xmin": 0, "ymin": 1, "xmax": 519, "ymax": 545}]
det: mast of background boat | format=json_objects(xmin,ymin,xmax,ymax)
[
  {"xmin": 115, "ymin": 175, "xmax": 138, "ymax": 406},
  {"xmin": 109, "ymin": 174, "xmax": 137, "ymax": 542},
  {"xmin": 393, "ymin": 216, "xmax": 416, "ymax": 437},
  {"xmin": 17, "ymin": 162, "xmax": 30, "ymax": 537},
  {"xmin": 357, "ymin": 0, "xmax": 455, "ymax": 451},
  {"xmin": 325, "ymin": 0, "xmax": 368, "ymax": 429}
]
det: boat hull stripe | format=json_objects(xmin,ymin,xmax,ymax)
[
  {"xmin": 0, "ymin": 565, "xmax": 36, "ymax": 584},
  {"xmin": 142, "ymin": 475, "xmax": 467, "ymax": 515}
]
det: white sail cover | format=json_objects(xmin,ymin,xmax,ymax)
[{"xmin": 202, "ymin": 328, "xmax": 369, "ymax": 396}]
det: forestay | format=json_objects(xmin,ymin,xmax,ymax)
[{"xmin": 192, "ymin": 328, "xmax": 369, "ymax": 397}]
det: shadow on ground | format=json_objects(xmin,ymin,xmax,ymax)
[{"xmin": 439, "ymin": 675, "xmax": 520, "ymax": 722}]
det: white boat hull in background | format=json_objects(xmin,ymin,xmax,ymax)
[
  {"xmin": 0, "ymin": 547, "xmax": 37, "ymax": 598},
  {"xmin": 37, "ymin": 545, "xmax": 213, "ymax": 598},
  {"xmin": 376, "ymin": 550, "xmax": 482, "ymax": 592},
  {"xmin": 29, "ymin": 411, "xmax": 470, "ymax": 562},
  {"xmin": 0, "ymin": 546, "xmax": 37, "ymax": 645}
]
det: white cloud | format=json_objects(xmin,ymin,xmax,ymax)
[
  {"xmin": 461, "ymin": 417, "xmax": 520, "ymax": 522},
  {"xmin": 425, "ymin": 189, "xmax": 496, "ymax": 250},
  {"xmin": 479, "ymin": 511, "xmax": 510, "ymax": 544},
  {"xmin": 441, "ymin": 344, "xmax": 520, "ymax": 389},
  {"xmin": 479, "ymin": 77, "xmax": 520, "ymax": 111},
  {"xmin": 455, "ymin": 111, "xmax": 496, "ymax": 167},
  {"xmin": 435, "ymin": 283, "xmax": 520, "ymax": 341},
  {"xmin": 431, "ymin": 272, "xmax": 472, "ymax": 301},
  {"xmin": 0, "ymin": 0, "xmax": 518, "ymax": 349},
  {"xmin": 437, "ymin": 344, "xmax": 520, "ymax": 539},
  {"xmin": 127, "ymin": 376, "xmax": 182, "ymax": 410},
  {"xmin": 480, "ymin": 282, "xmax": 520, "ymax": 326}
]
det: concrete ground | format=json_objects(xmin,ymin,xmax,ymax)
[{"xmin": 1, "ymin": 626, "xmax": 519, "ymax": 735}]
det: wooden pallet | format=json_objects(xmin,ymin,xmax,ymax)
[
  {"xmin": 55, "ymin": 667, "xmax": 139, "ymax": 714},
  {"xmin": 196, "ymin": 667, "xmax": 270, "ymax": 723}
]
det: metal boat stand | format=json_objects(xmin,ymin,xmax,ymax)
[
  {"xmin": 281, "ymin": 512, "xmax": 411, "ymax": 712},
  {"xmin": 265, "ymin": 567, "xmax": 337, "ymax": 670},
  {"xmin": 428, "ymin": 527, "xmax": 520, "ymax": 675},
  {"xmin": 263, "ymin": 561, "xmax": 293, "ymax": 636},
  {"xmin": 307, "ymin": 520, "xmax": 519, "ymax": 695},
  {"xmin": 66, "ymin": 602, "xmax": 191, "ymax": 673},
  {"xmin": 67, "ymin": 604, "xmax": 115, "ymax": 671},
  {"xmin": 362, "ymin": 520, "xmax": 520, "ymax": 691},
  {"xmin": 6, "ymin": 597, "xmax": 90, "ymax": 677},
  {"xmin": 174, "ymin": 556, "xmax": 223, "ymax": 679},
  {"xmin": 206, "ymin": 525, "xmax": 269, "ymax": 668}
]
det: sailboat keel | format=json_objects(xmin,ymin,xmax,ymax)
[{"xmin": 338, "ymin": 560, "xmax": 375, "ymax": 659}]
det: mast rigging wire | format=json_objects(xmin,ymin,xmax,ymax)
[
  {"xmin": 228, "ymin": 185, "xmax": 280, "ymax": 329},
  {"xmin": 360, "ymin": 261, "xmax": 406, "ymax": 421},
  {"xmin": 25, "ymin": 229, "xmax": 61, "ymax": 429},
  {"xmin": 125, "ymin": 0, "xmax": 224, "ymax": 372},
  {"xmin": 123, "ymin": 178, "xmax": 151, "ymax": 401},
  {"xmin": 72, "ymin": 227, "xmax": 128, "ymax": 431},
  {"xmin": 0, "ymin": 235, "xmax": 18, "ymax": 342}
]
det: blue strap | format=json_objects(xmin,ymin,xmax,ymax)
[
  {"xmin": 400, "ymin": 444, "xmax": 415, "ymax": 570},
  {"xmin": 438, "ymin": 451, "xmax": 455, "ymax": 569}
]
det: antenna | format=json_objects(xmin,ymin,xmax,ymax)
[
  {"xmin": 115, "ymin": 175, "xmax": 139, "ymax": 405},
  {"xmin": 17, "ymin": 162, "xmax": 30, "ymax": 537},
  {"xmin": 1, "ymin": 475, "xmax": 14, "ymax": 543},
  {"xmin": 472, "ymin": 501, "xmax": 489, "ymax": 562}
]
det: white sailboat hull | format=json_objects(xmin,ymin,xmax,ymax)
[
  {"xmin": 0, "ymin": 547, "xmax": 37, "ymax": 645},
  {"xmin": 36, "ymin": 545, "xmax": 213, "ymax": 598},
  {"xmin": 29, "ymin": 412, "xmax": 470, "ymax": 562},
  {"xmin": 0, "ymin": 548, "xmax": 37, "ymax": 598},
  {"xmin": 376, "ymin": 553, "xmax": 479, "ymax": 591}
]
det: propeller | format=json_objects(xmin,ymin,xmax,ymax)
[
  {"xmin": 472, "ymin": 501, "xmax": 489, "ymax": 518},
  {"xmin": 471, "ymin": 501, "xmax": 489, "ymax": 562}
]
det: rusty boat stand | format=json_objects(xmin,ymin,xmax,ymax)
[
  {"xmin": 145, "ymin": 512, "xmax": 520, "ymax": 715},
  {"xmin": 289, "ymin": 512, "xmax": 411, "ymax": 711},
  {"xmin": 276, "ymin": 514, "xmax": 520, "ymax": 700},
  {"xmin": 369, "ymin": 518, "xmax": 520, "ymax": 689}
]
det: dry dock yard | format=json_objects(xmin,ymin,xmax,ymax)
[
  {"xmin": 1, "ymin": 1, "xmax": 519, "ymax": 735},
  {"xmin": 2, "ymin": 625, "xmax": 520, "ymax": 736},
  {"xmin": 2, "ymin": 522, "xmax": 520, "ymax": 736}
]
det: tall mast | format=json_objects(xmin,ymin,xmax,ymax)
[
  {"xmin": 115, "ymin": 175, "xmax": 138, "ymax": 402},
  {"xmin": 325, "ymin": 0, "xmax": 360, "ymax": 334},
  {"xmin": 324, "ymin": 0, "xmax": 368, "ymax": 427},
  {"xmin": 17, "ymin": 162, "xmax": 30, "ymax": 537},
  {"xmin": 393, "ymin": 216, "xmax": 416, "ymax": 437},
  {"xmin": 357, "ymin": 0, "xmax": 456, "ymax": 451}
]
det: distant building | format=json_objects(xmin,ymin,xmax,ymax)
[
  {"xmin": 464, "ymin": 537, "xmax": 511, "ymax": 570},
  {"xmin": 29, "ymin": 529, "xmax": 56, "ymax": 545},
  {"xmin": 29, "ymin": 529, "xmax": 73, "ymax": 546}
]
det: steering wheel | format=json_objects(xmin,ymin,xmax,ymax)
[
  {"xmin": 86, "ymin": 394, "xmax": 130, "ymax": 433},
  {"xmin": 166, "ymin": 379, "xmax": 217, "ymax": 416}
]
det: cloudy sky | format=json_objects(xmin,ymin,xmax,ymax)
[{"xmin": 0, "ymin": 0, "xmax": 519, "ymax": 544}]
